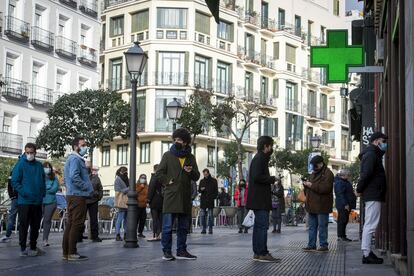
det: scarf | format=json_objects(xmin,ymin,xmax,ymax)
[
  {"xmin": 170, "ymin": 144, "xmax": 192, "ymax": 158},
  {"xmin": 120, "ymin": 174, "xmax": 130, "ymax": 187}
]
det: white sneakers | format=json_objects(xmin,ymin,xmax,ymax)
[{"xmin": 0, "ymin": 235, "xmax": 11, "ymax": 243}]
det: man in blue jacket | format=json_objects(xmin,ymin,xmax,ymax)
[
  {"xmin": 11, "ymin": 143, "xmax": 45, "ymax": 257},
  {"xmin": 334, "ymin": 169, "xmax": 356, "ymax": 242},
  {"xmin": 62, "ymin": 137, "xmax": 93, "ymax": 261}
]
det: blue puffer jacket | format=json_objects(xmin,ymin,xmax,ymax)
[
  {"xmin": 43, "ymin": 177, "xmax": 59, "ymax": 205},
  {"xmin": 11, "ymin": 154, "xmax": 46, "ymax": 205},
  {"xmin": 64, "ymin": 152, "xmax": 93, "ymax": 197},
  {"xmin": 334, "ymin": 176, "xmax": 357, "ymax": 210}
]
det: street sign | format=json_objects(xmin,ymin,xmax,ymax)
[
  {"xmin": 311, "ymin": 30, "xmax": 364, "ymax": 83},
  {"xmin": 223, "ymin": 179, "xmax": 229, "ymax": 189}
]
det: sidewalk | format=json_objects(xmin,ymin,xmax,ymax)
[{"xmin": 0, "ymin": 224, "xmax": 397, "ymax": 276}]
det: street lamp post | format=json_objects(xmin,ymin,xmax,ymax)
[
  {"xmin": 308, "ymin": 135, "xmax": 322, "ymax": 174},
  {"xmin": 166, "ymin": 97, "xmax": 183, "ymax": 131},
  {"xmin": 123, "ymin": 42, "xmax": 148, "ymax": 248}
]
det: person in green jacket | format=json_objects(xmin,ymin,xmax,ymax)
[
  {"xmin": 156, "ymin": 128, "xmax": 200, "ymax": 261},
  {"xmin": 42, "ymin": 161, "xmax": 59, "ymax": 247}
]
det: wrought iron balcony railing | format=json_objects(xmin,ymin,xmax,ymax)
[
  {"xmin": 1, "ymin": 77, "xmax": 28, "ymax": 102},
  {"xmin": 79, "ymin": 0, "xmax": 98, "ymax": 18},
  {"xmin": 59, "ymin": 0, "xmax": 77, "ymax": 9},
  {"xmin": 155, "ymin": 72, "xmax": 189, "ymax": 86},
  {"xmin": 78, "ymin": 46, "xmax": 97, "ymax": 67},
  {"xmin": 55, "ymin": 36, "xmax": 77, "ymax": 60},
  {"xmin": 31, "ymin": 26, "xmax": 54, "ymax": 52},
  {"xmin": 4, "ymin": 16, "xmax": 30, "ymax": 42},
  {"xmin": 29, "ymin": 85, "xmax": 54, "ymax": 107},
  {"xmin": 0, "ymin": 132, "xmax": 23, "ymax": 154}
]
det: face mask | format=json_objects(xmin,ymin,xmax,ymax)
[
  {"xmin": 26, "ymin": 154, "xmax": 35, "ymax": 161},
  {"xmin": 79, "ymin": 146, "xmax": 88, "ymax": 156},
  {"xmin": 139, "ymin": 178, "xmax": 146, "ymax": 184},
  {"xmin": 379, "ymin": 143, "xmax": 388, "ymax": 152},
  {"xmin": 175, "ymin": 142, "xmax": 183, "ymax": 150},
  {"xmin": 44, "ymin": 168, "xmax": 51, "ymax": 175}
]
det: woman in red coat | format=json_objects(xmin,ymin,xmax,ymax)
[{"xmin": 234, "ymin": 180, "xmax": 248, "ymax": 233}]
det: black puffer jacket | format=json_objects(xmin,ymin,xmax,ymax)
[
  {"xmin": 199, "ymin": 176, "xmax": 218, "ymax": 209},
  {"xmin": 147, "ymin": 173, "xmax": 163, "ymax": 210},
  {"xmin": 246, "ymin": 151, "xmax": 275, "ymax": 210},
  {"xmin": 356, "ymin": 144, "xmax": 387, "ymax": 202}
]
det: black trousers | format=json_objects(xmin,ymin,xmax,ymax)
[
  {"xmin": 18, "ymin": 204, "xmax": 42, "ymax": 251},
  {"xmin": 87, "ymin": 201, "xmax": 99, "ymax": 239},
  {"xmin": 337, "ymin": 208, "xmax": 350, "ymax": 238},
  {"xmin": 137, "ymin": 207, "xmax": 147, "ymax": 234},
  {"xmin": 151, "ymin": 209, "xmax": 162, "ymax": 236}
]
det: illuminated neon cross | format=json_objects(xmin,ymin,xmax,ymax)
[{"xmin": 310, "ymin": 30, "xmax": 364, "ymax": 83}]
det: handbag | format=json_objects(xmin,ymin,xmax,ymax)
[
  {"xmin": 298, "ymin": 190, "xmax": 306, "ymax": 203},
  {"xmin": 114, "ymin": 192, "xmax": 128, "ymax": 209},
  {"xmin": 242, "ymin": 210, "xmax": 255, "ymax": 228}
]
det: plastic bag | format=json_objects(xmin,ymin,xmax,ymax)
[{"xmin": 242, "ymin": 210, "xmax": 255, "ymax": 228}]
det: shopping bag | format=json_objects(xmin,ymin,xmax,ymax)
[
  {"xmin": 242, "ymin": 210, "xmax": 255, "ymax": 228},
  {"xmin": 298, "ymin": 190, "xmax": 306, "ymax": 203}
]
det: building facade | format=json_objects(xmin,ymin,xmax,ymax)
[
  {"xmin": 0, "ymin": 0, "xmax": 100, "ymax": 159},
  {"xmin": 98, "ymin": 0, "xmax": 354, "ymax": 195}
]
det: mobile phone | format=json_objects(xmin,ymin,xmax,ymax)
[{"xmin": 301, "ymin": 177, "xmax": 307, "ymax": 182}]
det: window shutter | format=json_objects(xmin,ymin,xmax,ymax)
[
  {"xmin": 132, "ymin": 10, "xmax": 149, "ymax": 33},
  {"xmin": 196, "ymin": 12, "xmax": 210, "ymax": 35},
  {"xmin": 110, "ymin": 18, "xmax": 114, "ymax": 37},
  {"xmin": 229, "ymin": 23, "xmax": 234, "ymax": 42},
  {"xmin": 274, "ymin": 42, "xmax": 279, "ymax": 59},
  {"xmin": 228, "ymin": 64, "xmax": 233, "ymax": 90},
  {"xmin": 274, "ymin": 118, "xmax": 278, "ymax": 137},
  {"xmin": 273, "ymin": 79, "xmax": 279, "ymax": 98},
  {"xmin": 285, "ymin": 44, "xmax": 296, "ymax": 63}
]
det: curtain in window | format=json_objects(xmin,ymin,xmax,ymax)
[
  {"xmin": 218, "ymin": 20, "xmax": 233, "ymax": 42},
  {"xmin": 131, "ymin": 10, "xmax": 149, "ymax": 33},
  {"xmin": 157, "ymin": 8, "xmax": 187, "ymax": 29},
  {"xmin": 195, "ymin": 12, "xmax": 210, "ymax": 34},
  {"xmin": 110, "ymin": 16, "xmax": 124, "ymax": 37}
]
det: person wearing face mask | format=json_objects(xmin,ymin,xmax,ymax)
[
  {"xmin": 114, "ymin": 166, "xmax": 129, "ymax": 241},
  {"xmin": 334, "ymin": 169, "xmax": 356, "ymax": 242},
  {"xmin": 302, "ymin": 155, "xmax": 334, "ymax": 253},
  {"xmin": 136, "ymin": 174, "xmax": 149, "ymax": 238},
  {"xmin": 234, "ymin": 180, "xmax": 249, "ymax": 233},
  {"xmin": 62, "ymin": 137, "xmax": 93, "ymax": 261},
  {"xmin": 85, "ymin": 166, "xmax": 103, "ymax": 242},
  {"xmin": 42, "ymin": 162, "xmax": 59, "ymax": 247},
  {"xmin": 11, "ymin": 143, "xmax": 46, "ymax": 257},
  {"xmin": 156, "ymin": 128, "xmax": 200, "ymax": 261},
  {"xmin": 356, "ymin": 131, "xmax": 388, "ymax": 264},
  {"xmin": 198, "ymin": 169, "xmax": 218, "ymax": 235},
  {"xmin": 246, "ymin": 136, "xmax": 279, "ymax": 263}
]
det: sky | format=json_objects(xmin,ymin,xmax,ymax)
[{"xmin": 346, "ymin": 0, "xmax": 363, "ymax": 11}]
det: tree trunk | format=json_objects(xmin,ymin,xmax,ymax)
[
  {"xmin": 88, "ymin": 147, "xmax": 94, "ymax": 169},
  {"xmin": 236, "ymin": 140, "xmax": 244, "ymax": 182}
]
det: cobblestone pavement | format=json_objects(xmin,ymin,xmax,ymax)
[{"xmin": 0, "ymin": 224, "xmax": 397, "ymax": 276}]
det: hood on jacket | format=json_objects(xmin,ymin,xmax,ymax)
[{"xmin": 358, "ymin": 144, "xmax": 384, "ymax": 160}]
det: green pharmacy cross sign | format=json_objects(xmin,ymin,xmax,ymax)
[{"xmin": 311, "ymin": 30, "xmax": 364, "ymax": 83}]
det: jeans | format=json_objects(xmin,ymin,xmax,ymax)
[
  {"xmin": 308, "ymin": 213, "xmax": 329, "ymax": 248},
  {"xmin": 62, "ymin": 196, "xmax": 87, "ymax": 255},
  {"xmin": 115, "ymin": 209, "xmax": 127, "ymax": 235},
  {"xmin": 337, "ymin": 208, "xmax": 350, "ymax": 238},
  {"xmin": 87, "ymin": 201, "xmax": 99, "ymax": 239},
  {"xmin": 237, "ymin": 206, "xmax": 247, "ymax": 230},
  {"xmin": 42, "ymin": 202, "xmax": 57, "ymax": 241},
  {"xmin": 5, "ymin": 198, "xmax": 18, "ymax": 237},
  {"xmin": 151, "ymin": 209, "xmax": 163, "ymax": 236},
  {"xmin": 161, "ymin": 213, "xmax": 189, "ymax": 254},
  {"xmin": 271, "ymin": 206, "xmax": 282, "ymax": 231},
  {"xmin": 200, "ymin": 208, "xmax": 214, "ymax": 231},
  {"xmin": 252, "ymin": 210, "xmax": 270, "ymax": 256},
  {"xmin": 137, "ymin": 207, "xmax": 147, "ymax": 234},
  {"xmin": 361, "ymin": 201, "xmax": 381, "ymax": 256},
  {"xmin": 18, "ymin": 204, "xmax": 42, "ymax": 251}
]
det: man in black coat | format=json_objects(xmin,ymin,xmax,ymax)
[
  {"xmin": 246, "ymin": 136, "xmax": 279, "ymax": 263},
  {"xmin": 356, "ymin": 131, "xmax": 387, "ymax": 265},
  {"xmin": 85, "ymin": 166, "xmax": 103, "ymax": 242},
  {"xmin": 198, "ymin": 169, "xmax": 218, "ymax": 234},
  {"xmin": 148, "ymin": 164, "xmax": 164, "ymax": 241}
]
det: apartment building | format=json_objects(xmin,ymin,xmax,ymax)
[
  {"xmin": 98, "ymin": 0, "xmax": 354, "ymax": 195},
  {"xmin": 0, "ymin": 0, "xmax": 100, "ymax": 159}
]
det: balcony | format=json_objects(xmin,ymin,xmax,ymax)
[
  {"xmin": 260, "ymin": 54, "xmax": 276, "ymax": 72},
  {"xmin": 0, "ymin": 132, "xmax": 23, "ymax": 155},
  {"xmin": 320, "ymin": 144, "xmax": 336, "ymax": 158},
  {"xmin": 1, "ymin": 77, "xmax": 28, "ymax": 102},
  {"xmin": 29, "ymin": 85, "xmax": 54, "ymax": 108},
  {"xmin": 55, "ymin": 36, "xmax": 77, "ymax": 60},
  {"xmin": 235, "ymin": 86, "xmax": 260, "ymax": 102},
  {"xmin": 277, "ymin": 22, "xmax": 303, "ymax": 38},
  {"xmin": 107, "ymin": 78, "xmax": 123, "ymax": 92},
  {"xmin": 215, "ymin": 82, "xmax": 234, "ymax": 95},
  {"xmin": 260, "ymin": 17, "xmax": 277, "ymax": 35},
  {"xmin": 78, "ymin": 46, "xmax": 97, "ymax": 68},
  {"xmin": 260, "ymin": 96, "xmax": 277, "ymax": 110},
  {"xmin": 155, "ymin": 119, "xmax": 174, "ymax": 132},
  {"xmin": 79, "ymin": 0, "xmax": 98, "ymax": 18},
  {"xmin": 104, "ymin": 0, "xmax": 132, "ymax": 9},
  {"xmin": 285, "ymin": 99, "xmax": 299, "ymax": 112},
  {"xmin": 124, "ymin": 72, "xmax": 148, "ymax": 89},
  {"xmin": 194, "ymin": 74, "xmax": 213, "ymax": 91},
  {"xmin": 244, "ymin": 11, "xmax": 260, "ymax": 29},
  {"xmin": 237, "ymin": 46, "xmax": 261, "ymax": 67},
  {"xmin": 4, "ymin": 16, "xmax": 30, "ymax": 43},
  {"xmin": 220, "ymin": 0, "xmax": 236, "ymax": 11},
  {"xmin": 302, "ymin": 68, "xmax": 323, "ymax": 85},
  {"xmin": 31, "ymin": 26, "xmax": 54, "ymax": 52},
  {"xmin": 155, "ymin": 72, "xmax": 189, "ymax": 86},
  {"xmin": 59, "ymin": 0, "xmax": 77, "ymax": 9}
]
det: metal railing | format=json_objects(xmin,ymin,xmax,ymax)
[
  {"xmin": 124, "ymin": 72, "xmax": 148, "ymax": 89},
  {"xmin": 29, "ymin": 85, "xmax": 53, "ymax": 106},
  {"xmin": 260, "ymin": 54, "xmax": 276, "ymax": 70},
  {"xmin": 244, "ymin": 11, "xmax": 260, "ymax": 26},
  {"xmin": 302, "ymin": 68, "xmax": 323, "ymax": 84},
  {"xmin": 78, "ymin": 46, "xmax": 97, "ymax": 67},
  {"xmin": 59, "ymin": 0, "xmax": 77, "ymax": 9},
  {"xmin": 1, "ymin": 77, "xmax": 28, "ymax": 102},
  {"xmin": 215, "ymin": 82, "xmax": 234, "ymax": 95},
  {"xmin": 319, "ymin": 109, "xmax": 328, "ymax": 121},
  {"xmin": 237, "ymin": 45, "xmax": 261, "ymax": 64},
  {"xmin": 107, "ymin": 78, "xmax": 123, "ymax": 91},
  {"xmin": 155, "ymin": 119, "xmax": 174, "ymax": 132},
  {"xmin": 79, "ymin": 0, "xmax": 98, "ymax": 18},
  {"xmin": 194, "ymin": 74, "xmax": 213, "ymax": 90},
  {"xmin": 31, "ymin": 26, "xmax": 54, "ymax": 51},
  {"xmin": 155, "ymin": 72, "xmax": 189, "ymax": 86},
  {"xmin": 235, "ymin": 86, "xmax": 260, "ymax": 102},
  {"xmin": 104, "ymin": 0, "xmax": 133, "ymax": 9},
  {"xmin": 55, "ymin": 36, "xmax": 77, "ymax": 60},
  {"xmin": 0, "ymin": 132, "xmax": 23, "ymax": 154},
  {"xmin": 261, "ymin": 17, "xmax": 276, "ymax": 31},
  {"xmin": 285, "ymin": 99, "xmax": 299, "ymax": 112},
  {"xmin": 221, "ymin": 0, "xmax": 236, "ymax": 11},
  {"xmin": 4, "ymin": 16, "xmax": 30, "ymax": 42}
]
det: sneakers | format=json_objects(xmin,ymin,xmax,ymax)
[
  {"xmin": 176, "ymin": 250, "xmax": 197, "ymax": 260},
  {"xmin": 67, "ymin": 254, "xmax": 89, "ymax": 261},
  {"xmin": 302, "ymin": 246, "xmax": 317, "ymax": 252},
  {"xmin": 276, "ymin": 229, "xmax": 281, "ymax": 234},
  {"xmin": 20, "ymin": 249, "xmax": 28, "ymax": 257},
  {"xmin": 244, "ymin": 228, "xmax": 248, "ymax": 234},
  {"xmin": 317, "ymin": 247, "xmax": 329, "ymax": 253},
  {"xmin": 238, "ymin": 229, "xmax": 243, "ymax": 234},
  {"xmin": 208, "ymin": 230, "xmax": 213, "ymax": 235},
  {"xmin": 362, "ymin": 251, "xmax": 384, "ymax": 264},
  {"xmin": 162, "ymin": 252, "xmax": 176, "ymax": 261},
  {"xmin": 138, "ymin": 233, "xmax": 146, "ymax": 238},
  {"xmin": 0, "ymin": 235, "xmax": 11, "ymax": 243},
  {"xmin": 253, "ymin": 253, "xmax": 281, "ymax": 263},
  {"xmin": 201, "ymin": 230, "xmax": 207, "ymax": 234},
  {"xmin": 28, "ymin": 248, "xmax": 46, "ymax": 257},
  {"xmin": 339, "ymin": 237, "xmax": 352, "ymax": 242},
  {"xmin": 116, "ymin": 234, "xmax": 122, "ymax": 241},
  {"xmin": 271, "ymin": 229, "xmax": 277, "ymax": 233},
  {"xmin": 43, "ymin": 241, "xmax": 50, "ymax": 247},
  {"xmin": 92, "ymin": 237, "xmax": 102, "ymax": 242},
  {"xmin": 62, "ymin": 255, "xmax": 68, "ymax": 261}
]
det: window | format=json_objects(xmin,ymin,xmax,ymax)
[
  {"xmin": 307, "ymin": 21, "xmax": 313, "ymax": 46},
  {"xmin": 157, "ymin": 52, "xmax": 186, "ymax": 85},
  {"xmin": 260, "ymin": 76, "xmax": 268, "ymax": 102},
  {"xmin": 58, "ymin": 15, "xmax": 69, "ymax": 36},
  {"xmin": 285, "ymin": 114, "xmax": 304, "ymax": 150},
  {"xmin": 321, "ymin": 26, "xmax": 326, "ymax": 43},
  {"xmin": 261, "ymin": 2, "xmax": 269, "ymax": 27},
  {"xmin": 131, "ymin": 10, "xmax": 149, "ymax": 33},
  {"xmin": 321, "ymin": 130, "xmax": 328, "ymax": 144},
  {"xmin": 155, "ymin": 90, "xmax": 186, "ymax": 132},
  {"xmin": 217, "ymin": 62, "xmax": 231, "ymax": 94},
  {"xmin": 207, "ymin": 146, "xmax": 215, "ymax": 167},
  {"xmin": 117, "ymin": 144, "xmax": 128, "ymax": 165},
  {"xmin": 110, "ymin": 16, "xmax": 124, "ymax": 37},
  {"xmin": 29, "ymin": 119, "xmax": 41, "ymax": 138},
  {"xmin": 328, "ymin": 131, "xmax": 335, "ymax": 147},
  {"xmin": 244, "ymin": 71, "xmax": 253, "ymax": 96},
  {"xmin": 194, "ymin": 55, "xmax": 211, "ymax": 89},
  {"xmin": 245, "ymin": 0, "xmax": 254, "ymax": 13},
  {"xmin": 333, "ymin": 0, "xmax": 340, "ymax": 16},
  {"xmin": 195, "ymin": 11, "xmax": 210, "ymax": 35},
  {"xmin": 2, "ymin": 113, "xmax": 13, "ymax": 133},
  {"xmin": 110, "ymin": 58, "xmax": 122, "ymax": 91},
  {"xmin": 32, "ymin": 64, "xmax": 40, "ymax": 85},
  {"xmin": 102, "ymin": 146, "xmax": 110, "ymax": 167},
  {"xmin": 5, "ymin": 58, "xmax": 14, "ymax": 79},
  {"xmin": 162, "ymin": 141, "xmax": 173, "ymax": 154},
  {"xmin": 80, "ymin": 24, "xmax": 90, "ymax": 46},
  {"xmin": 245, "ymin": 33, "xmax": 255, "ymax": 58},
  {"xmin": 286, "ymin": 44, "xmax": 296, "ymax": 64},
  {"xmin": 294, "ymin": 15, "xmax": 301, "ymax": 36},
  {"xmin": 273, "ymin": 79, "xmax": 279, "ymax": 98},
  {"xmin": 308, "ymin": 90, "xmax": 317, "ymax": 116},
  {"xmin": 320, "ymin": 94, "xmax": 328, "ymax": 119},
  {"xmin": 79, "ymin": 76, "xmax": 89, "ymax": 91},
  {"xmin": 259, "ymin": 117, "xmax": 278, "ymax": 137},
  {"xmin": 286, "ymin": 82, "xmax": 298, "ymax": 111},
  {"xmin": 8, "ymin": 2, "xmax": 16, "ymax": 17},
  {"xmin": 273, "ymin": 42, "xmax": 279, "ymax": 60},
  {"xmin": 278, "ymin": 8, "xmax": 285, "ymax": 28},
  {"xmin": 157, "ymin": 8, "xmax": 187, "ymax": 29},
  {"xmin": 217, "ymin": 20, "xmax": 233, "ymax": 42},
  {"xmin": 140, "ymin": 142, "xmax": 150, "ymax": 164},
  {"xmin": 137, "ymin": 96, "xmax": 146, "ymax": 131}
]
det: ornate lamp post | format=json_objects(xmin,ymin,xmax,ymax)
[
  {"xmin": 310, "ymin": 135, "xmax": 322, "ymax": 149},
  {"xmin": 123, "ymin": 42, "xmax": 148, "ymax": 248},
  {"xmin": 166, "ymin": 97, "xmax": 183, "ymax": 131}
]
